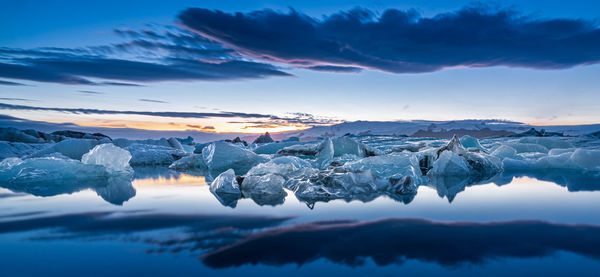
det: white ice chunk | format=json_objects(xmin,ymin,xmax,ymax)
[
  {"xmin": 428, "ymin": 150, "xmax": 471, "ymax": 176},
  {"xmin": 246, "ymin": 156, "xmax": 312, "ymax": 178},
  {"xmin": 209, "ymin": 169, "xmax": 242, "ymax": 196},
  {"xmin": 241, "ymin": 173, "xmax": 287, "ymax": 205},
  {"xmin": 82, "ymin": 143, "xmax": 132, "ymax": 173},
  {"xmin": 342, "ymin": 153, "xmax": 422, "ymax": 179},
  {"xmin": 202, "ymin": 141, "xmax": 268, "ymax": 174}
]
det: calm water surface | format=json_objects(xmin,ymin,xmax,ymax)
[{"xmin": 2, "ymin": 167, "xmax": 600, "ymax": 276}]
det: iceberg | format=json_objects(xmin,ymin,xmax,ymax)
[
  {"xmin": 81, "ymin": 143, "xmax": 132, "ymax": 173},
  {"xmin": 424, "ymin": 135, "xmax": 503, "ymax": 178},
  {"xmin": 209, "ymin": 169, "xmax": 242, "ymax": 207},
  {"xmin": 0, "ymin": 141, "xmax": 47, "ymax": 159},
  {"xmin": 491, "ymin": 145, "xmax": 518, "ymax": 160},
  {"xmin": 168, "ymin": 154, "xmax": 207, "ymax": 170},
  {"xmin": 460, "ymin": 135, "xmax": 485, "ymax": 150},
  {"xmin": 518, "ymin": 137, "xmax": 574, "ymax": 149},
  {"xmin": 125, "ymin": 144, "xmax": 187, "ymax": 166},
  {"xmin": 246, "ymin": 156, "xmax": 312, "ymax": 178},
  {"xmin": 0, "ymin": 152, "xmax": 135, "ymax": 205},
  {"xmin": 30, "ymin": 138, "xmax": 99, "ymax": 160},
  {"xmin": 505, "ymin": 142, "xmax": 549, "ymax": 154},
  {"xmin": 253, "ymin": 141, "xmax": 304, "ymax": 155},
  {"xmin": 252, "ymin": 132, "xmax": 274, "ymax": 144},
  {"xmin": 241, "ymin": 174, "xmax": 287, "ymax": 206},
  {"xmin": 428, "ymin": 150, "xmax": 471, "ymax": 176},
  {"xmin": 203, "ymin": 141, "xmax": 268, "ymax": 175},
  {"xmin": 332, "ymin": 136, "xmax": 366, "ymax": 157},
  {"xmin": 342, "ymin": 153, "xmax": 422, "ymax": 180},
  {"xmin": 570, "ymin": 149, "xmax": 600, "ymax": 171}
]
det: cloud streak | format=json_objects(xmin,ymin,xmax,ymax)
[
  {"xmin": 0, "ymin": 102, "xmax": 338, "ymax": 127},
  {"xmin": 179, "ymin": 5, "xmax": 600, "ymax": 73},
  {"xmin": 0, "ymin": 27, "xmax": 291, "ymax": 85}
]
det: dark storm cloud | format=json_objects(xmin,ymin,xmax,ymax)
[
  {"xmin": 203, "ymin": 218, "xmax": 600, "ymax": 268},
  {"xmin": 179, "ymin": 5, "xmax": 600, "ymax": 73},
  {"xmin": 305, "ymin": 65, "xmax": 363, "ymax": 73}
]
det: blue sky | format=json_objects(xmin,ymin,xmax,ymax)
[{"xmin": 1, "ymin": 0, "xmax": 599, "ymax": 133}]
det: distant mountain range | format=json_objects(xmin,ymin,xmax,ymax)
[{"xmin": 1, "ymin": 114, "xmax": 599, "ymax": 143}]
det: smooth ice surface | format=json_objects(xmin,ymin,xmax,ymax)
[
  {"xmin": 460, "ymin": 135, "xmax": 485, "ymax": 150},
  {"xmin": 246, "ymin": 156, "xmax": 312, "ymax": 178},
  {"xmin": 209, "ymin": 169, "xmax": 241, "ymax": 196},
  {"xmin": 81, "ymin": 143, "xmax": 132, "ymax": 173},
  {"xmin": 203, "ymin": 141, "xmax": 268, "ymax": 175},
  {"xmin": 209, "ymin": 169, "xmax": 241, "ymax": 207},
  {"xmin": 241, "ymin": 174, "xmax": 287, "ymax": 206},
  {"xmin": 125, "ymin": 143, "xmax": 186, "ymax": 165},
  {"xmin": 31, "ymin": 138, "xmax": 98, "ymax": 160},
  {"xmin": 168, "ymin": 154, "xmax": 207, "ymax": 170}
]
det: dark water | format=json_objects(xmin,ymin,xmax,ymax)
[{"xmin": 2, "ymin": 167, "xmax": 600, "ymax": 277}]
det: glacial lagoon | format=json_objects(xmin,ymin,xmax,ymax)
[{"xmin": 1, "ymin": 134, "xmax": 600, "ymax": 276}]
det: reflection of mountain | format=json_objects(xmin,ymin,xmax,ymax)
[{"xmin": 203, "ymin": 218, "xmax": 600, "ymax": 268}]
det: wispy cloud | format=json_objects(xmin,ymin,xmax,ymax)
[
  {"xmin": 78, "ymin": 90, "xmax": 104, "ymax": 95},
  {"xmin": 139, "ymin": 98, "xmax": 168, "ymax": 104},
  {"xmin": 0, "ymin": 80, "xmax": 26, "ymax": 86},
  {"xmin": 0, "ymin": 97, "xmax": 36, "ymax": 102},
  {"xmin": 0, "ymin": 27, "xmax": 291, "ymax": 86},
  {"xmin": 0, "ymin": 102, "xmax": 338, "ymax": 127}
]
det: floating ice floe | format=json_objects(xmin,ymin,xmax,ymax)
[
  {"xmin": 168, "ymin": 154, "xmax": 207, "ymax": 170},
  {"xmin": 125, "ymin": 144, "xmax": 187, "ymax": 166},
  {"xmin": 0, "ymin": 144, "xmax": 135, "ymax": 205},
  {"xmin": 209, "ymin": 169, "xmax": 242, "ymax": 207},
  {"xmin": 30, "ymin": 138, "xmax": 102, "ymax": 160},
  {"xmin": 203, "ymin": 141, "xmax": 268, "ymax": 175}
]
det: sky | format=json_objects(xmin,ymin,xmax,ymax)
[{"xmin": 0, "ymin": 0, "xmax": 599, "ymax": 133}]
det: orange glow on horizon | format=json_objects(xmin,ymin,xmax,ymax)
[{"xmin": 45, "ymin": 118, "xmax": 313, "ymax": 134}]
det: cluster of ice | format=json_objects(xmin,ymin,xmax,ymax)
[
  {"xmin": 3, "ymin": 125, "xmax": 600, "ymax": 207},
  {"xmin": 0, "ymin": 141, "xmax": 135, "ymax": 205}
]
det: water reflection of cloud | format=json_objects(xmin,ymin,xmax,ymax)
[{"xmin": 203, "ymin": 218, "xmax": 600, "ymax": 268}]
